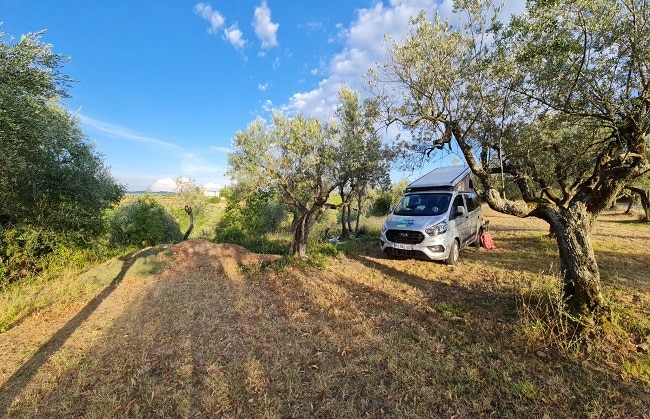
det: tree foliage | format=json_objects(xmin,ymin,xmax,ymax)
[
  {"xmin": 1, "ymin": 29, "xmax": 123, "ymax": 282},
  {"xmin": 214, "ymin": 187, "xmax": 288, "ymax": 253},
  {"xmin": 625, "ymin": 172, "xmax": 650, "ymax": 221},
  {"xmin": 334, "ymin": 86, "xmax": 394, "ymax": 236},
  {"xmin": 0, "ymin": 29, "xmax": 124, "ymax": 237},
  {"xmin": 370, "ymin": 0, "xmax": 650, "ymax": 319}
]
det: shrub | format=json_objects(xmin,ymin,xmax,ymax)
[
  {"xmin": 0, "ymin": 225, "xmax": 59, "ymax": 285},
  {"xmin": 107, "ymin": 196, "xmax": 182, "ymax": 247},
  {"xmin": 370, "ymin": 195, "xmax": 392, "ymax": 216},
  {"xmin": 214, "ymin": 189, "xmax": 288, "ymax": 249}
]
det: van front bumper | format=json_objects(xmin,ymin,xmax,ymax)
[{"xmin": 380, "ymin": 232, "xmax": 450, "ymax": 261}]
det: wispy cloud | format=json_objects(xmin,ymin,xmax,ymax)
[
  {"xmin": 195, "ymin": 3, "xmax": 246, "ymax": 49},
  {"xmin": 253, "ymin": 1, "xmax": 279, "ymax": 50},
  {"xmin": 181, "ymin": 152, "xmax": 224, "ymax": 177},
  {"xmin": 194, "ymin": 3, "xmax": 225, "ymax": 34},
  {"xmin": 80, "ymin": 115, "xmax": 183, "ymax": 150},
  {"xmin": 210, "ymin": 146, "xmax": 233, "ymax": 154}
]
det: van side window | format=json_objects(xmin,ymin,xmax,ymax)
[
  {"xmin": 450, "ymin": 195, "xmax": 465, "ymax": 220},
  {"xmin": 465, "ymin": 194, "xmax": 480, "ymax": 212}
]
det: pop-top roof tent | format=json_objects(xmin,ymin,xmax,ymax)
[{"xmin": 405, "ymin": 165, "xmax": 475, "ymax": 192}]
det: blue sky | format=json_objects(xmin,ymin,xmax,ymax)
[{"xmin": 2, "ymin": 0, "xmax": 524, "ymax": 192}]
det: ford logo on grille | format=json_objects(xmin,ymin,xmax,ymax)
[{"xmin": 399, "ymin": 232, "xmax": 409, "ymax": 237}]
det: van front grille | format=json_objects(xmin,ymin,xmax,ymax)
[{"xmin": 386, "ymin": 230, "xmax": 424, "ymax": 244}]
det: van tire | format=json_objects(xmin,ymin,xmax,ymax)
[{"xmin": 445, "ymin": 240, "xmax": 460, "ymax": 266}]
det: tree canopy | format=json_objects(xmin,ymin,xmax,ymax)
[
  {"xmin": 0, "ymin": 29, "xmax": 124, "ymax": 238},
  {"xmin": 228, "ymin": 86, "xmax": 394, "ymax": 257}
]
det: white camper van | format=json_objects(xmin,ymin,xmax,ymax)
[{"xmin": 380, "ymin": 165, "xmax": 482, "ymax": 265}]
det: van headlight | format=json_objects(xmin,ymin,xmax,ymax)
[{"xmin": 425, "ymin": 220, "xmax": 448, "ymax": 236}]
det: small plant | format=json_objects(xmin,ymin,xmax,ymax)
[{"xmin": 437, "ymin": 301, "xmax": 465, "ymax": 317}]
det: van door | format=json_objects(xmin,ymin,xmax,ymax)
[
  {"xmin": 450, "ymin": 194, "xmax": 471, "ymax": 245},
  {"xmin": 463, "ymin": 193, "xmax": 481, "ymax": 244}
]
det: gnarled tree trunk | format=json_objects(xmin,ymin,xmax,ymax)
[
  {"xmin": 625, "ymin": 186, "xmax": 650, "ymax": 222},
  {"xmin": 290, "ymin": 208, "xmax": 322, "ymax": 258},
  {"xmin": 182, "ymin": 205, "xmax": 194, "ymax": 241},
  {"xmin": 545, "ymin": 204, "xmax": 606, "ymax": 318},
  {"xmin": 484, "ymin": 190, "xmax": 607, "ymax": 319}
]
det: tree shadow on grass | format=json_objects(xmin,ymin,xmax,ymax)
[{"xmin": 0, "ymin": 247, "xmax": 167, "ymax": 415}]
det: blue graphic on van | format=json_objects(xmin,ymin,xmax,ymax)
[{"xmin": 397, "ymin": 218, "xmax": 415, "ymax": 228}]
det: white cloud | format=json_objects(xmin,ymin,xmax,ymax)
[
  {"xmin": 284, "ymin": 1, "xmax": 434, "ymax": 120},
  {"xmin": 258, "ymin": 82, "xmax": 268, "ymax": 91},
  {"xmin": 284, "ymin": 81, "xmax": 339, "ymax": 120},
  {"xmin": 195, "ymin": 3, "xmax": 247, "ymax": 50},
  {"xmin": 194, "ymin": 3, "xmax": 225, "ymax": 34},
  {"xmin": 261, "ymin": 99, "xmax": 273, "ymax": 112},
  {"xmin": 224, "ymin": 24, "xmax": 246, "ymax": 49},
  {"xmin": 151, "ymin": 177, "xmax": 179, "ymax": 192},
  {"xmin": 151, "ymin": 176, "xmax": 228, "ymax": 193},
  {"xmin": 253, "ymin": 1, "xmax": 279, "ymax": 50}
]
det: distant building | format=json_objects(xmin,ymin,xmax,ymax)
[{"xmin": 203, "ymin": 190, "xmax": 220, "ymax": 197}]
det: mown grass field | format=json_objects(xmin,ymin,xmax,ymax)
[{"xmin": 1, "ymin": 206, "xmax": 649, "ymax": 418}]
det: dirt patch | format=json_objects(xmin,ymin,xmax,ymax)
[{"xmin": 167, "ymin": 238, "xmax": 281, "ymax": 279}]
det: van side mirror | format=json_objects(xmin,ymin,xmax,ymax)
[{"xmin": 456, "ymin": 205, "xmax": 467, "ymax": 216}]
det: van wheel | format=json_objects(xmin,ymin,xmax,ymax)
[{"xmin": 445, "ymin": 240, "xmax": 459, "ymax": 266}]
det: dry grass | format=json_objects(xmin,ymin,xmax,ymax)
[{"xmin": 1, "ymin": 208, "xmax": 649, "ymax": 418}]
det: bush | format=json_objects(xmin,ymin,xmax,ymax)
[
  {"xmin": 0, "ymin": 224, "xmax": 115, "ymax": 286},
  {"xmin": 107, "ymin": 196, "xmax": 182, "ymax": 247},
  {"xmin": 0, "ymin": 225, "xmax": 59, "ymax": 285},
  {"xmin": 370, "ymin": 195, "xmax": 392, "ymax": 216},
  {"xmin": 310, "ymin": 208, "xmax": 339, "ymax": 243},
  {"xmin": 214, "ymin": 190, "xmax": 288, "ymax": 249}
]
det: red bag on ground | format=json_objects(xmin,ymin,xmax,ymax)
[{"xmin": 480, "ymin": 230, "xmax": 496, "ymax": 249}]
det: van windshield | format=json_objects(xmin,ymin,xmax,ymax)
[{"xmin": 393, "ymin": 193, "xmax": 452, "ymax": 216}]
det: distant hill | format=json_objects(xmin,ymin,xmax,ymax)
[{"xmin": 125, "ymin": 191, "xmax": 175, "ymax": 195}]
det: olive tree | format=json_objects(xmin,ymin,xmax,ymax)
[
  {"xmin": 334, "ymin": 86, "xmax": 393, "ymax": 237},
  {"xmin": 0, "ymin": 29, "xmax": 124, "ymax": 238},
  {"xmin": 369, "ymin": 0, "xmax": 650, "ymax": 319},
  {"xmin": 228, "ymin": 112, "xmax": 339, "ymax": 257},
  {"xmin": 174, "ymin": 177, "xmax": 208, "ymax": 240}
]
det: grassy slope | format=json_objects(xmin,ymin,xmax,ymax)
[{"xmin": 0, "ymin": 207, "xmax": 649, "ymax": 418}]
